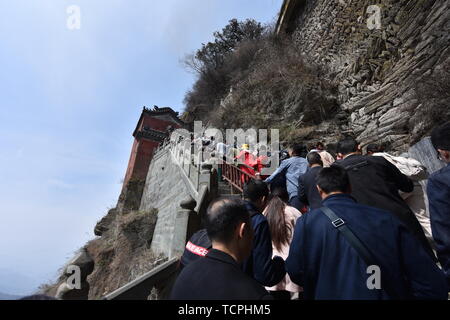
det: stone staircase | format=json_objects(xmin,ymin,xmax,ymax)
[{"xmin": 217, "ymin": 179, "xmax": 242, "ymax": 198}]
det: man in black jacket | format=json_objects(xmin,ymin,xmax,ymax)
[
  {"xmin": 179, "ymin": 229, "xmax": 212, "ymax": 269},
  {"xmin": 178, "ymin": 180, "xmax": 285, "ymax": 288},
  {"xmin": 299, "ymin": 152, "xmax": 323, "ymax": 210},
  {"xmin": 170, "ymin": 197, "xmax": 271, "ymax": 300},
  {"xmin": 335, "ymin": 138, "xmax": 435, "ymax": 259},
  {"xmin": 428, "ymin": 122, "xmax": 450, "ymax": 288}
]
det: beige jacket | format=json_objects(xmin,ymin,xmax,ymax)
[
  {"xmin": 319, "ymin": 150, "xmax": 335, "ymax": 167},
  {"xmin": 373, "ymin": 153, "xmax": 434, "ymax": 246}
]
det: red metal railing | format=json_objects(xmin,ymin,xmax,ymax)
[{"xmin": 219, "ymin": 162, "xmax": 258, "ymax": 193}]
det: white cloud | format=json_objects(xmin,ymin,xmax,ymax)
[{"xmin": 47, "ymin": 178, "xmax": 74, "ymax": 190}]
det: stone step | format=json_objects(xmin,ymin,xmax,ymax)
[{"xmin": 218, "ymin": 180, "xmax": 241, "ymax": 197}]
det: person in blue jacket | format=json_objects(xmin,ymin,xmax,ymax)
[
  {"xmin": 242, "ymin": 180, "xmax": 286, "ymax": 287},
  {"xmin": 265, "ymin": 144, "xmax": 308, "ymax": 211},
  {"xmin": 286, "ymin": 165, "xmax": 448, "ymax": 300},
  {"xmin": 428, "ymin": 122, "xmax": 450, "ymax": 289}
]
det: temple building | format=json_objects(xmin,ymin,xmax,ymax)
[{"xmin": 122, "ymin": 106, "xmax": 185, "ymax": 190}]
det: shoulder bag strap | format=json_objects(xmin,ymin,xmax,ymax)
[{"xmin": 320, "ymin": 206, "xmax": 402, "ymax": 299}]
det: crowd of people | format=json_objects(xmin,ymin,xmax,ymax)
[{"xmin": 171, "ymin": 122, "xmax": 450, "ymax": 300}]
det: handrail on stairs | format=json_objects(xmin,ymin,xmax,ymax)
[
  {"xmin": 219, "ymin": 162, "xmax": 257, "ymax": 193},
  {"xmin": 102, "ymin": 258, "xmax": 179, "ymax": 300}
]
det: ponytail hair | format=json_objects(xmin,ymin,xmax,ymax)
[{"xmin": 264, "ymin": 187, "xmax": 292, "ymax": 251}]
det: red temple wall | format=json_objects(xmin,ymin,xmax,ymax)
[{"xmin": 122, "ymin": 112, "xmax": 183, "ymax": 191}]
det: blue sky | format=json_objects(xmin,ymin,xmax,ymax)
[{"xmin": 0, "ymin": 0, "xmax": 281, "ymax": 295}]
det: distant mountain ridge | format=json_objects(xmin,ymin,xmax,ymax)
[
  {"xmin": 0, "ymin": 267, "xmax": 41, "ymax": 297},
  {"xmin": 0, "ymin": 292, "xmax": 22, "ymax": 300}
]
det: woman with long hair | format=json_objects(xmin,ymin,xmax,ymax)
[{"xmin": 263, "ymin": 187, "xmax": 302, "ymax": 300}]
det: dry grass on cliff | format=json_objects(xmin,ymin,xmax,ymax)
[
  {"xmin": 183, "ymin": 22, "xmax": 338, "ymax": 138},
  {"xmin": 215, "ymin": 36, "xmax": 338, "ymax": 136},
  {"xmin": 85, "ymin": 208, "xmax": 163, "ymax": 299}
]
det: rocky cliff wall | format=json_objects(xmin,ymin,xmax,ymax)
[{"xmin": 291, "ymin": 0, "xmax": 449, "ymax": 151}]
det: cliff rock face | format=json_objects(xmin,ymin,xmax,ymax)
[{"xmin": 291, "ymin": 0, "xmax": 449, "ymax": 151}]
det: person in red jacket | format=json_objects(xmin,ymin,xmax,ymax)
[{"xmin": 235, "ymin": 144, "xmax": 256, "ymax": 184}]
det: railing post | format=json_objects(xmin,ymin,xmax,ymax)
[
  {"xmin": 196, "ymin": 153, "xmax": 201, "ymax": 187},
  {"xmin": 199, "ymin": 163, "xmax": 213, "ymax": 193},
  {"xmin": 170, "ymin": 196, "xmax": 197, "ymax": 259},
  {"xmin": 188, "ymin": 155, "xmax": 191, "ymax": 177}
]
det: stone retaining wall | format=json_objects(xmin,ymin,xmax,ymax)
[{"xmin": 140, "ymin": 147, "xmax": 190, "ymax": 257}]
